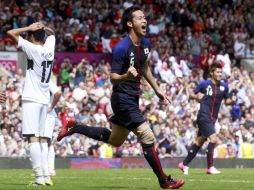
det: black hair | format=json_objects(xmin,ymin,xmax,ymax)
[
  {"xmin": 121, "ymin": 6, "xmax": 141, "ymax": 32},
  {"xmin": 28, "ymin": 29, "xmax": 45, "ymax": 42},
  {"xmin": 209, "ymin": 62, "xmax": 222, "ymax": 73}
]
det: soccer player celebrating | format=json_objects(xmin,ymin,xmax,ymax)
[
  {"xmin": 57, "ymin": 6, "xmax": 185, "ymax": 189},
  {"xmin": 7, "ymin": 22, "xmax": 55, "ymax": 186},
  {"xmin": 178, "ymin": 63, "xmax": 237, "ymax": 175}
]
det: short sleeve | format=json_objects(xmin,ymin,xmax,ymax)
[
  {"xmin": 111, "ymin": 46, "xmax": 125, "ymax": 74},
  {"xmin": 194, "ymin": 81, "xmax": 206, "ymax": 94},
  {"xmin": 17, "ymin": 36, "xmax": 36, "ymax": 59},
  {"xmin": 143, "ymin": 38, "xmax": 152, "ymax": 56},
  {"xmin": 44, "ymin": 35, "xmax": 56, "ymax": 55},
  {"xmin": 49, "ymin": 80, "xmax": 60, "ymax": 95}
]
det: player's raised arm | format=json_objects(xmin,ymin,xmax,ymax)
[
  {"xmin": 43, "ymin": 26, "xmax": 55, "ymax": 36},
  {"xmin": 110, "ymin": 46, "xmax": 137, "ymax": 85},
  {"xmin": 7, "ymin": 22, "xmax": 44, "ymax": 43},
  {"xmin": 110, "ymin": 66, "xmax": 138, "ymax": 85}
]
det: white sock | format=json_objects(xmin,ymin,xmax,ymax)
[
  {"xmin": 29, "ymin": 142, "xmax": 44, "ymax": 184},
  {"xmin": 48, "ymin": 145, "xmax": 55, "ymax": 173},
  {"xmin": 41, "ymin": 142, "xmax": 50, "ymax": 182}
]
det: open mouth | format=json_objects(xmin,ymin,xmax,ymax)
[{"xmin": 141, "ymin": 25, "xmax": 147, "ymax": 31}]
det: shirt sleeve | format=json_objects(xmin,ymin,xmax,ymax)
[
  {"xmin": 17, "ymin": 36, "xmax": 36, "ymax": 59},
  {"xmin": 194, "ymin": 81, "xmax": 206, "ymax": 94},
  {"xmin": 49, "ymin": 80, "xmax": 60, "ymax": 95},
  {"xmin": 111, "ymin": 46, "xmax": 125, "ymax": 74},
  {"xmin": 144, "ymin": 38, "xmax": 152, "ymax": 58},
  {"xmin": 43, "ymin": 35, "xmax": 56, "ymax": 59}
]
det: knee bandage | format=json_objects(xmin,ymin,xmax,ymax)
[{"xmin": 133, "ymin": 122, "xmax": 155, "ymax": 144}]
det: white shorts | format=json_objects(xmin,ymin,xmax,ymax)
[
  {"xmin": 22, "ymin": 101, "xmax": 48, "ymax": 137},
  {"xmin": 44, "ymin": 114, "xmax": 56, "ymax": 139}
]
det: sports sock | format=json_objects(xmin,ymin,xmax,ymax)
[
  {"xmin": 29, "ymin": 142, "xmax": 44, "ymax": 184},
  {"xmin": 183, "ymin": 144, "xmax": 201, "ymax": 166},
  {"xmin": 41, "ymin": 142, "xmax": 50, "ymax": 182},
  {"xmin": 71, "ymin": 124, "xmax": 111, "ymax": 143},
  {"xmin": 207, "ymin": 143, "xmax": 216, "ymax": 168},
  {"xmin": 48, "ymin": 145, "xmax": 55, "ymax": 173},
  {"xmin": 142, "ymin": 143, "xmax": 167, "ymax": 182}
]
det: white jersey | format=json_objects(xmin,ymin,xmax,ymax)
[
  {"xmin": 48, "ymin": 80, "xmax": 60, "ymax": 117},
  {"xmin": 18, "ymin": 35, "xmax": 56, "ymax": 104}
]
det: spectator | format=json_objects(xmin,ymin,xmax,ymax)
[
  {"xmin": 60, "ymin": 57, "xmax": 72, "ymax": 91},
  {"xmin": 158, "ymin": 147, "xmax": 171, "ymax": 159},
  {"xmin": 0, "ymin": 0, "xmax": 254, "ymax": 159},
  {"xmin": 238, "ymin": 136, "xmax": 254, "ymax": 158},
  {"xmin": 72, "ymin": 82, "xmax": 88, "ymax": 102}
]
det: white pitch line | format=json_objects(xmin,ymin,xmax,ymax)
[
  {"xmin": 0, "ymin": 175, "xmax": 152, "ymax": 180},
  {"xmin": 56, "ymin": 177, "xmax": 254, "ymax": 184},
  {"xmin": 188, "ymin": 179, "xmax": 254, "ymax": 184},
  {"xmin": 1, "ymin": 175, "xmax": 254, "ymax": 184}
]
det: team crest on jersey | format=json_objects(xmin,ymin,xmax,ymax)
[
  {"xmin": 144, "ymin": 48, "xmax": 149, "ymax": 55},
  {"xmin": 219, "ymin": 86, "xmax": 225, "ymax": 91}
]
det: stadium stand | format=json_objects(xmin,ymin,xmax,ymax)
[{"xmin": 0, "ymin": 0, "xmax": 254, "ymax": 159}]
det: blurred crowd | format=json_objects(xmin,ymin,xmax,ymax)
[
  {"xmin": 0, "ymin": 0, "xmax": 254, "ymax": 61},
  {"xmin": 1, "ymin": 56, "xmax": 254, "ymax": 159},
  {"xmin": 0, "ymin": 0, "xmax": 254, "ymax": 159}
]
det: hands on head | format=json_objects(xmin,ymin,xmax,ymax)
[{"xmin": 28, "ymin": 22, "xmax": 44, "ymax": 31}]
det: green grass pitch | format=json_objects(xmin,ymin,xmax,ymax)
[{"xmin": 0, "ymin": 168, "xmax": 254, "ymax": 190}]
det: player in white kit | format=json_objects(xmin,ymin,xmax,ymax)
[
  {"xmin": 7, "ymin": 22, "xmax": 55, "ymax": 186},
  {"xmin": 46, "ymin": 80, "xmax": 61, "ymax": 176}
]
